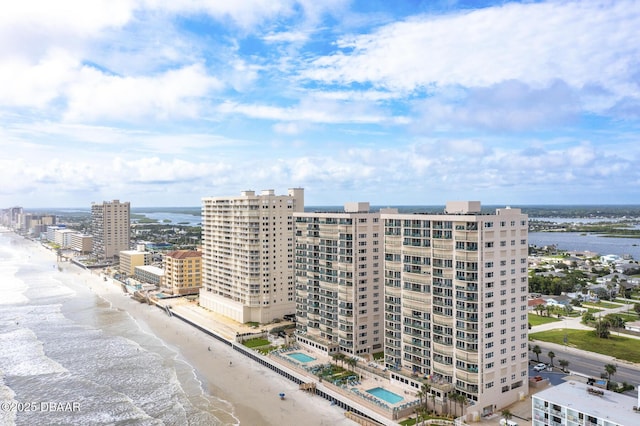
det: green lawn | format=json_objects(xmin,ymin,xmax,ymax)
[
  {"xmin": 400, "ymin": 414, "xmax": 452, "ymax": 426},
  {"xmin": 243, "ymin": 338, "xmax": 270, "ymax": 348},
  {"xmin": 528, "ymin": 313, "xmax": 561, "ymax": 326},
  {"xmin": 583, "ymin": 301, "xmax": 622, "ymax": 309},
  {"xmin": 530, "ymin": 329, "xmax": 640, "ymax": 363},
  {"xmin": 614, "ymin": 312, "xmax": 640, "ymax": 322}
]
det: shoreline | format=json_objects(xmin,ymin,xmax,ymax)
[{"xmin": 17, "ymin": 235, "xmax": 354, "ymax": 425}]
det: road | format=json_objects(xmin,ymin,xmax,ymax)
[
  {"xmin": 531, "ymin": 341, "xmax": 640, "ymax": 386},
  {"xmin": 529, "ymin": 301, "xmax": 640, "ymax": 387}
]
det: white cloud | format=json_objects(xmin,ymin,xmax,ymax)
[
  {"xmin": 64, "ymin": 64, "xmax": 223, "ymax": 122},
  {"xmin": 218, "ymin": 96, "xmax": 406, "ymax": 125},
  {"xmin": 0, "ymin": 1, "xmax": 133, "ymax": 51},
  {"xmin": 303, "ymin": 1, "xmax": 640, "ymax": 102},
  {"xmin": 263, "ymin": 31, "xmax": 310, "ymax": 43},
  {"xmin": 412, "ymin": 80, "xmax": 581, "ymax": 131},
  {"xmin": 0, "ymin": 50, "xmax": 78, "ymax": 108},
  {"xmin": 141, "ymin": 0, "xmax": 298, "ymax": 30}
]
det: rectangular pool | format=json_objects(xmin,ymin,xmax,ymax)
[
  {"xmin": 287, "ymin": 352, "xmax": 316, "ymax": 363},
  {"xmin": 366, "ymin": 387, "xmax": 404, "ymax": 404}
]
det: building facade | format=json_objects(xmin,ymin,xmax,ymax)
[
  {"xmin": 532, "ymin": 380, "xmax": 638, "ymax": 426},
  {"xmin": 70, "ymin": 234, "xmax": 93, "ymax": 254},
  {"xmin": 119, "ymin": 249, "xmax": 151, "ymax": 276},
  {"xmin": 163, "ymin": 250, "xmax": 202, "ymax": 295},
  {"xmin": 294, "ymin": 202, "xmax": 397, "ymax": 358},
  {"xmin": 23, "ymin": 213, "xmax": 56, "ymax": 235},
  {"xmin": 91, "ymin": 200, "xmax": 130, "ymax": 260},
  {"xmin": 381, "ymin": 201, "xmax": 529, "ymax": 416},
  {"xmin": 134, "ymin": 265, "xmax": 165, "ymax": 287},
  {"xmin": 199, "ymin": 188, "xmax": 304, "ymax": 323}
]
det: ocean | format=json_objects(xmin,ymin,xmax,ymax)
[{"xmin": 0, "ymin": 231, "xmax": 230, "ymax": 425}]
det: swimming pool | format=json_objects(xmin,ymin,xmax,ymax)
[
  {"xmin": 366, "ymin": 387, "xmax": 404, "ymax": 404},
  {"xmin": 287, "ymin": 352, "xmax": 316, "ymax": 363}
]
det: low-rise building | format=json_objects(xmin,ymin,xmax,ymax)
[
  {"xmin": 134, "ymin": 265, "xmax": 164, "ymax": 287},
  {"xmin": 70, "ymin": 234, "xmax": 93, "ymax": 254},
  {"xmin": 119, "ymin": 249, "xmax": 151, "ymax": 276},
  {"xmin": 532, "ymin": 380, "xmax": 639, "ymax": 426},
  {"xmin": 164, "ymin": 250, "xmax": 202, "ymax": 295}
]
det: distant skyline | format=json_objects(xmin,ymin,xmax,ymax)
[{"xmin": 2, "ymin": 1, "xmax": 640, "ymax": 208}]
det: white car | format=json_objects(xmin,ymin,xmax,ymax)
[{"xmin": 533, "ymin": 363, "xmax": 547, "ymax": 371}]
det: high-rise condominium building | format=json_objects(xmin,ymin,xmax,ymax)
[
  {"xmin": 381, "ymin": 201, "xmax": 529, "ymax": 417},
  {"xmin": 91, "ymin": 200, "xmax": 130, "ymax": 260},
  {"xmin": 294, "ymin": 202, "xmax": 398, "ymax": 358},
  {"xmin": 200, "ymin": 188, "xmax": 304, "ymax": 323}
]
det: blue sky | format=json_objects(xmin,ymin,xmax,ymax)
[{"xmin": 1, "ymin": 0, "xmax": 639, "ymax": 208}]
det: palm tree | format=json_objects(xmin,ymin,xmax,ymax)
[
  {"xmin": 331, "ymin": 353, "xmax": 340, "ymax": 366},
  {"xmin": 420, "ymin": 382, "xmax": 431, "ymax": 413},
  {"xmin": 447, "ymin": 391, "xmax": 456, "ymax": 416},
  {"xmin": 416, "ymin": 389, "xmax": 425, "ymax": 414},
  {"xmin": 449, "ymin": 393, "xmax": 458, "ymax": 417},
  {"xmin": 558, "ymin": 359, "xmax": 569, "ymax": 372},
  {"xmin": 333, "ymin": 353, "xmax": 346, "ymax": 368},
  {"xmin": 501, "ymin": 409, "xmax": 513, "ymax": 423},
  {"xmin": 532, "ymin": 345, "xmax": 542, "ymax": 362},
  {"xmin": 457, "ymin": 394, "xmax": 468, "ymax": 418},
  {"xmin": 346, "ymin": 357, "xmax": 356, "ymax": 372},
  {"xmin": 548, "ymin": 351, "xmax": 556, "ymax": 367},
  {"xmin": 604, "ymin": 363, "xmax": 617, "ymax": 381},
  {"xmin": 595, "ymin": 318, "xmax": 611, "ymax": 338}
]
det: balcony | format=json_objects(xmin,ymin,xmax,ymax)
[
  {"xmin": 432, "ymin": 362, "xmax": 453, "ymax": 376},
  {"xmin": 432, "ymin": 342, "xmax": 453, "ymax": 357},
  {"xmin": 455, "ymin": 370, "xmax": 479, "ymax": 383}
]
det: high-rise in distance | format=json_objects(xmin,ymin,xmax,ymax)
[
  {"xmin": 381, "ymin": 201, "xmax": 529, "ymax": 416},
  {"xmin": 90, "ymin": 199, "xmax": 130, "ymax": 260},
  {"xmin": 199, "ymin": 188, "xmax": 304, "ymax": 323}
]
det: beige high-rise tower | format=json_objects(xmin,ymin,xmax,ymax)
[
  {"xmin": 91, "ymin": 200, "xmax": 130, "ymax": 260},
  {"xmin": 294, "ymin": 202, "xmax": 398, "ymax": 359},
  {"xmin": 199, "ymin": 188, "xmax": 304, "ymax": 323},
  {"xmin": 381, "ymin": 202, "xmax": 529, "ymax": 417}
]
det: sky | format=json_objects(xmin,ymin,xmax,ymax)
[{"xmin": 1, "ymin": 0, "xmax": 639, "ymax": 208}]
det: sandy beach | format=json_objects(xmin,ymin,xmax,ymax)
[{"xmin": 25, "ymin": 237, "xmax": 355, "ymax": 426}]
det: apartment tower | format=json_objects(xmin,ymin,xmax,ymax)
[
  {"xmin": 381, "ymin": 201, "xmax": 529, "ymax": 416},
  {"xmin": 200, "ymin": 188, "xmax": 304, "ymax": 323},
  {"xmin": 91, "ymin": 200, "xmax": 130, "ymax": 260},
  {"xmin": 294, "ymin": 202, "xmax": 397, "ymax": 358}
]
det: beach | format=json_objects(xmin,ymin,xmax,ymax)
[{"xmin": 1, "ymin": 232, "xmax": 354, "ymax": 425}]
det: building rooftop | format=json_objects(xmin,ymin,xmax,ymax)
[
  {"xmin": 166, "ymin": 250, "xmax": 202, "ymax": 259},
  {"xmin": 533, "ymin": 380, "xmax": 639, "ymax": 425},
  {"xmin": 121, "ymin": 249, "xmax": 148, "ymax": 255},
  {"xmin": 135, "ymin": 265, "xmax": 165, "ymax": 275}
]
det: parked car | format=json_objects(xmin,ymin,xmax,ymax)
[{"xmin": 533, "ymin": 363, "xmax": 547, "ymax": 371}]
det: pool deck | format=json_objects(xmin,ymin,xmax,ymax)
[{"xmin": 270, "ymin": 346, "xmax": 419, "ymax": 415}]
